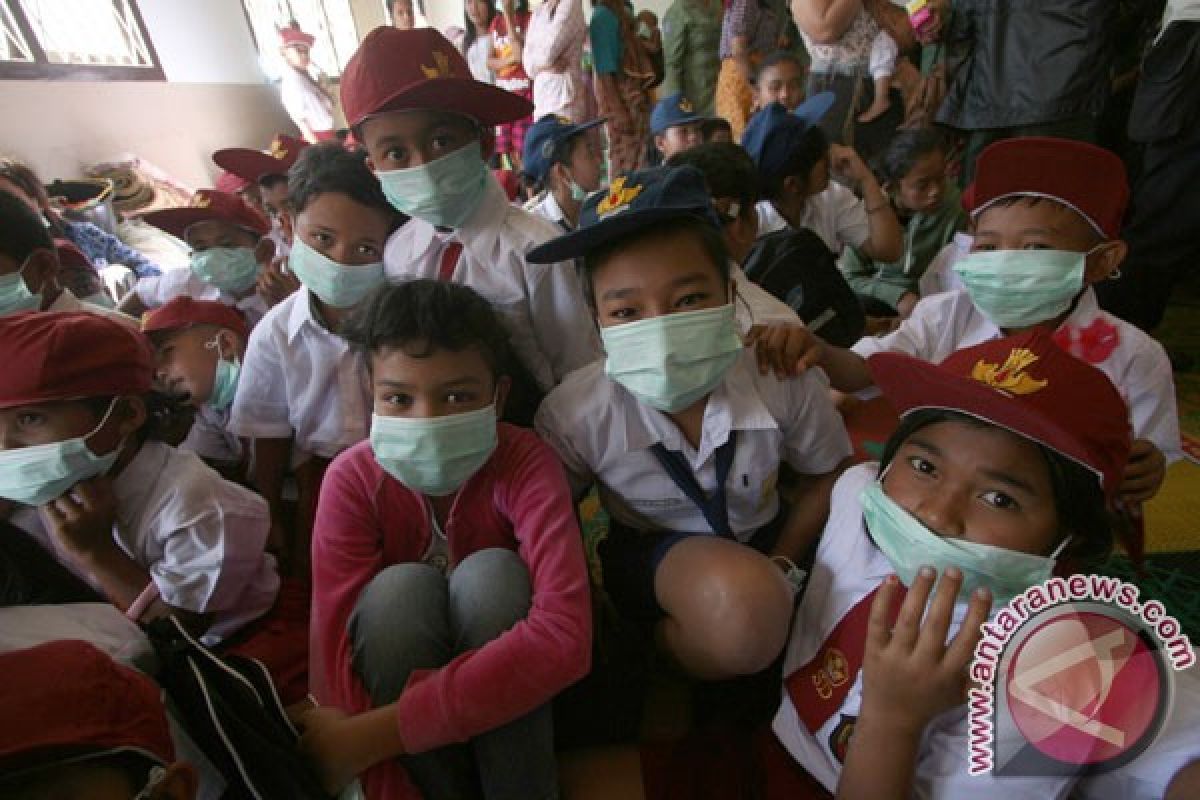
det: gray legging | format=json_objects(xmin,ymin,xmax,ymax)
[{"xmin": 348, "ymin": 548, "xmax": 558, "ymax": 800}]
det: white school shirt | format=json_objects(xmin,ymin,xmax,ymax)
[
  {"xmin": 917, "ymin": 231, "xmax": 971, "ymax": 297},
  {"xmin": 534, "ymin": 348, "xmax": 852, "ymax": 538},
  {"xmin": 10, "ymin": 442, "xmax": 279, "ymax": 646},
  {"xmin": 773, "ymin": 463, "xmax": 1200, "ymax": 799},
  {"xmin": 526, "ymin": 190, "xmax": 573, "ymax": 232},
  {"xmin": 47, "ymin": 288, "xmax": 140, "ymax": 329},
  {"xmin": 134, "ymin": 267, "xmax": 269, "ymax": 329},
  {"xmin": 180, "ymin": 404, "xmax": 242, "ymax": 465},
  {"xmin": 756, "ymin": 183, "xmax": 870, "ymax": 256},
  {"xmin": 383, "ymin": 175, "xmax": 602, "ymax": 392},
  {"xmin": 279, "ymin": 66, "xmax": 335, "ymax": 133},
  {"xmin": 731, "ymin": 261, "xmax": 800, "ymax": 329},
  {"xmin": 851, "ymin": 287, "xmax": 1183, "ymax": 461},
  {"xmin": 227, "ymin": 289, "xmax": 371, "ymax": 465}
]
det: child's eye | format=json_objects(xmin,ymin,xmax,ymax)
[
  {"xmin": 981, "ymin": 490, "xmax": 1020, "ymax": 511},
  {"xmin": 972, "ymin": 243, "xmax": 997, "ymax": 252},
  {"xmin": 384, "ymin": 147, "xmax": 407, "ymax": 163},
  {"xmin": 356, "ymin": 244, "xmax": 380, "ymax": 258},
  {"xmin": 906, "ymin": 455, "xmax": 936, "ymax": 476},
  {"xmin": 16, "ymin": 412, "xmax": 44, "ymax": 427},
  {"xmin": 312, "ymin": 232, "xmax": 332, "ymax": 246},
  {"xmin": 1022, "ymin": 243, "xmax": 1053, "ymax": 251},
  {"xmin": 431, "ymin": 133, "xmax": 457, "ymax": 152},
  {"xmin": 675, "ymin": 293, "xmax": 706, "ymax": 308},
  {"xmin": 383, "ymin": 393, "xmax": 411, "ymax": 407},
  {"xmin": 610, "ymin": 307, "xmax": 637, "ymax": 320},
  {"xmin": 446, "ymin": 391, "xmax": 475, "ymax": 404}
]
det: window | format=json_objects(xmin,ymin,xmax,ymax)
[
  {"xmin": 241, "ymin": 0, "xmax": 359, "ymax": 80},
  {"xmin": 0, "ymin": 0, "xmax": 163, "ymax": 80}
]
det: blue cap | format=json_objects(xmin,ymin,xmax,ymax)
[
  {"xmin": 649, "ymin": 92, "xmax": 707, "ymax": 136},
  {"xmin": 527, "ymin": 166, "xmax": 720, "ymax": 263},
  {"xmin": 741, "ymin": 92, "xmax": 836, "ymax": 178},
  {"xmin": 521, "ymin": 115, "xmax": 606, "ymax": 184}
]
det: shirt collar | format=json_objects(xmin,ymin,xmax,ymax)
[
  {"xmin": 401, "ymin": 172, "xmax": 510, "ymax": 264},
  {"xmin": 47, "ymin": 289, "xmax": 82, "ymax": 313},
  {"xmin": 285, "ymin": 290, "xmax": 322, "ymax": 344},
  {"xmin": 112, "ymin": 441, "xmax": 167, "ymax": 527}
]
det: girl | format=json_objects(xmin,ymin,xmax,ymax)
[
  {"xmin": 522, "ymin": 0, "xmax": 588, "ymax": 123},
  {"xmin": 716, "ymin": 0, "xmax": 785, "ymax": 140},
  {"xmin": 840, "ymin": 128, "xmax": 965, "ymax": 317},
  {"xmin": 0, "ymin": 311, "xmax": 278, "ymax": 647},
  {"xmin": 522, "ymin": 115, "xmax": 606, "ymax": 231},
  {"xmin": 461, "ymin": 0, "xmax": 496, "ymax": 84},
  {"xmin": 300, "ymin": 280, "xmax": 591, "ymax": 800},
  {"xmin": 754, "ymin": 50, "xmax": 806, "ymax": 113},
  {"xmin": 488, "ymin": 0, "xmax": 535, "ymax": 170}
]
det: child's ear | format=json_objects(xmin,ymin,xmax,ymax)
[
  {"xmin": 114, "ymin": 396, "xmax": 148, "ymax": 442},
  {"xmin": 253, "ymin": 237, "xmax": 276, "ymax": 266},
  {"xmin": 1086, "ymin": 240, "xmax": 1128, "ymax": 283},
  {"xmin": 216, "ymin": 329, "xmax": 242, "ymax": 361},
  {"xmin": 23, "ymin": 248, "xmax": 59, "ymax": 296},
  {"xmin": 654, "ymin": 133, "xmax": 667, "ymax": 155},
  {"xmin": 493, "ymin": 374, "xmax": 513, "ymax": 418},
  {"xmin": 279, "ymin": 209, "xmax": 295, "ymax": 245}
]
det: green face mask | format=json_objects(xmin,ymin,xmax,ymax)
[
  {"xmin": 205, "ymin": 335, "xmax": 240, "ymax": 412},
  {"xmin": 370, "ymin": 404, "xmax": 498, "ymax": 496},
  {"xmin": 600, "ymin": 304, "xmax": 742, "ymax": 413},
  {"xmin": 861, "ymin": 480, "xmax": 1068, "ymax": 608},
  {"xmin": 190, "ymin": 247, "xmax": 260, "ymax": 294},
  {"xmin": 376, "ymin": 141, "xmax": 490, "ymax": 229},
  {"xmin": 953, "ymin": 249, "xmax": 1090, "ymax": 329},
  {"xmin": 288, "ymin": 238, "xmax": 386, "ymax": 309},
  {"xmin": 0, "ymin": 257, "xmax": 41, "ymax": 317}
]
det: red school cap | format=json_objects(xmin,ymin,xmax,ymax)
[
  {"xmin": 279, "ymin": 26, "xmax": 316, "ymax": 49},
  {"xmin": 215, "ymin": 170, "xmax": 251, "ymax": 194},
  {"xmin": 142, "ymin": 189, "xmax": 270, "ymax": 241},
  {"xmin": 0, "ymin": 639, "xmax": 174, "ymax": 774},
  {"xmin": 867, "ymin": 328, "xmax": 1132, "ymax": 501},
  {"xmin": 964, "ymin": 137, "xmax": 1130, "ymax": 239},
  {"xmin": 142, "ymin": 296, "xmax": 250, "ymax": 341},
  {"xmin": 340, "ymin": 27, "xmax": 532, "ymax": 128},
  {"xmin": 0, "ymin": 311, "xmax": 154, "ymax": 409},
  {"xmin": 213, "ymin": 134, "xmax": 309, "ymax": 183}
]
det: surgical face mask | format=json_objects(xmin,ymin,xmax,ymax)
[
  {"xmin": 953, "ymin": 249, "xmax": 1091, "ymax": 329},
  {"xmin": 370, "ymin": 404, "xmax": 498, "ymax": 496},
  {"xmin": 288, "ymin": 238, "xmax": 385, "ymax": 309},
  {"xmin": 190, "ymin": 247, "xmax": 260, "ymax": 294},
  {"xmin": 0, "ymin": 398, "xmax": 125, "ymax": 507},
  {"xmin": 861, "ymin": 480, "xmax": 1068, "ymax": 608},
  {"xmin": 601, "ymin": 304, "xmax": 742, "ymax": 413},
  {"xmin": 568, "ymin": 177, "xmax": 588, "ymax": 203},
  {"xmin": 205, "ymin": 335, "xmax": 240, "ymax": 412},
  {"xmin": 376, "ymin": 141, "xmax": 490, "ymax": 229},
  {"xmin": 0, "ymin": 258, "xmax": 40, "ymax": 317},
  {"xmin": 637, "ymin": 21, "xmax": 652, "ymax": 37}
]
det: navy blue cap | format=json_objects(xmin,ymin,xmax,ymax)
[
  {"xmin": 527, "ymin": 166, "xmax": 720, "ymax": 263},
  {"xmin": 522, "ymin": 115, "xmax": 606, "ymax": 184},
  {"xmin": 741, "ymin": 92, "xmax": 836, "ymax": 178},
  {"xmin": 650, "ymin": 92, "xmax": 707, "ymax": 136}
]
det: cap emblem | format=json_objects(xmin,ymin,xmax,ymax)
[
  {"xmin": 971, "ymin": 347, "xmax": 1048, "ymax": 396},
  {"xmin": 596, "ymin": 176, "xmax": 642, "ymax": 218},
  {"xmin": 421, "ymin": 50, "xmax": 455, "ymax": 80}
]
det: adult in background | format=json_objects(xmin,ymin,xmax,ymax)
[
  {"xmin": 717, "ymin": 0, "xmax": 785, "ymax": 141},
  {"xmin": 524, "ymin": 0, "xmax": 588, "ymax": 123},
  {"xmin": 460, "ymin": 0, "xmax": 496, "ymax": 84},
  {"xmin": 590, "ymin": 0, "xmax": 656, "ymax": 173},
  {"xmin": 278, "ymin": 26, "xmax": 337, "ymax": 143},
  {"xmin": 389, "ymin": 0, "xmax": 422, "ymax": 29},
  {"xmin": 661, "ymin": 0, "xmax": 723, "ymax": 116},
  {"xmin": 932, "ymin": 0, "xmax": 1119, "ymax": 183},
  {"xmin": 489, "ymin": 0, "xmax": 535, "ymax": 170}
]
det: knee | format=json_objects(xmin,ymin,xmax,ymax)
[
  {"xmin": 351, "ymin": 563, "xmax": 446, "ymax": 644},
  {"xmin": 449, "ymin": 548, "xmax": 532, "ymax": 642}
]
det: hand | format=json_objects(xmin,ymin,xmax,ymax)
[
  {"xmin": 39, "ymin": 476, "xmax": 119, "ymax": 560},
  {"xmin": 744, "ymin": 323, "xmax": 824, "ymax": 378},
  {"xmin": 829, "ymin": 144, "xmax": 872, "ymax": 187},
  {"xmin": 895, "ymin": 292, "xmax": 919, "ymax": 318},
  {"xmin": 298, "ymin": 707, "xmax": 363, "ymax": 794},
  {"xmin": 257, "ymin": 255, "xmax": 302, "ymax": 308},
  {"xmin": 915, "ymin": 4, "xmax": 945, "ymax": 45},
  {"xmin": 860, "ymin": 567, "xmax": 992, "ymax": 733},
  {"xmin": 1121, "ymin": 438, "xmax": 1167, "ymax": 504}
]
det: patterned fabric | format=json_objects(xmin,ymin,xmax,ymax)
[
  {"xmin": 495, "ymin": 85, "xmax": 536, "ymax": 160},
  {"xmin": 661, "ymin": 0, "xmax": 723, "ymax": 115},
  {"xmin": 524, "ymin": 0, "xmax": 588, "ymax": 121},
  {"xmin": 716, "ymin": 55, "xmax": 759, "ymax": 142},
  {"xmin": 62, "ymin": 219, "xmax": 161, "ymax": 277},
  {"xmin": 719, "ymin": 0, "xmax": 783, "ymax": 59},
  {"xmin": 800, "ymin": 8, "xmax": 878, "ymax": 71}
]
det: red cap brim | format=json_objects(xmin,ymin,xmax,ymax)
[
  {"xmin": 213, "ymin": 149, "xmax": 292, "ymax": 183},
  {"xmin": 354, "ymin": 78, "xmax": 532, "ymax": 128},
  {"xmin": 142, "ymin": 207, "xmax": 269, "ymax": 240}
]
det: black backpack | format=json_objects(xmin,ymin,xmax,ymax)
[
  {"xmin": 742, "ymin": 228, "xmax": 866, "ymax": 348},
  {"xmin": 147, "ymin": 617, "xmax": 332, "ymax": 800}
]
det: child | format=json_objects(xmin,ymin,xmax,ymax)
[
  {"xmin": 388, "ymin": 0, "xmax": 419, "ymax": 29},
  {"xmin": 301, "ymin": 280, "xmax": 591, "ymax": 799},
  {"xmin": 278, "ymin": 26, "xmax": 337, "ymax": 143},
  {"xmin": 840, "ymin": 128, "xmax": 965, "ymax": 317},
  {"xmin": 649, "ymin": 92, "xmax": 708, "ymax": 161},
  {"xmin": 122, "ymin": 190, "xmax": 273, "ymax": 327},
  {"xmin": 856, "ymin": 26, "xmax": 898, "ymax": 123},
  {"xmin": 521, "ymin": 114, "xmax": 606, "ymax": 231},
  {"xmin": 0, "ymin": 640, "xmax": 198, "ymax": 800},
  {"xmin": 213, "ymin": 133, "xmax": 309, "ymax": 253},
  {"xmin": 818, "ymin": 138, "xmax": 1180, "ymax": 501},
  {"xmin": 0, "ymin": 311, "xmax": 279, "ymax": 646},
  {"xmin": 754, "ymin": 50, "xmax": 806, "ymax": 113},
  {"xmin": 228, "ymin": 142, "xmax": 404, "ymax": 573},
  {"xmin": 532, "ymin": 167, "xmax": 852, "ymax": 681},
  {"xmin": 744, "ymin": 99, "xmax": 904, "ymax": 263},
  {"xmin": 702, "ymin": 116, "xmax": 734, "ymax": 144},
  {"xmin": 0, "ymin": 189, "xmax": 137, "ymax": 328},
  {"xmin": 488, "ymin": 0, "xmax": 534, "ymax": 170},
  {"xmin": 142, "ymin": 296, "xmax": 251, "ymax": 474},
  {"xmin": 461, "ymin": 0, "xmax": 496, "ymax": 83},
  {"xmin": 565, "ymin": 329, "xmax": 1200, "ymax": 800},
  {"xmin": 340, "ymin": 26, "xmax": 600, "ymax": 396}
]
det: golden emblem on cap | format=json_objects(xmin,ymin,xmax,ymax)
[
  {"xmin": 421, "ymin": 50, "xmax": 455, "ymax": 80},
  {"xmin": 269, "ymin": 138, "xmax": 289, "ymax": 160},
  {"xmin": 555, "ymin": 115, "xmax": 572, "ymax": 125},
  {"xmin": 971, "ymin": 348, "xmax": 1048, "ymax": 396},
  {"xmin": 678, "ymin": 98, "xmax": 694, "ymax": 113},
  {"xmin": 191, "ymin": 192, "xmax": 212, "ymax": 208},
  {"xmin": 596, "ymin": 176, "xmax": 643, "ymax": 218}
]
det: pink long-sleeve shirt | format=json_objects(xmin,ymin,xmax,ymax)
[{"xmin": 310, "ymin": 424, "xmax": 592, "ymax": 799}]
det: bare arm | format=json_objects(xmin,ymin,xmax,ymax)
[
  {"xmin": 790, "ymin": 0, "xmax": 863, "ymax": 45},
  {"xmin": 771, "ymin": 459, "xmax": 852, "ymax": 562},
  {"xmin": 830, "ymin": 144, "xmax": 903, "ymax": 262}
]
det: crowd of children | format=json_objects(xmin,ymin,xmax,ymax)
[{"xmin": 1, "ymin": 12, "xmax": 1199, "ymax": 800}]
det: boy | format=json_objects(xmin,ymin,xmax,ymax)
[
  {"xmin": 301, "ymin": 280, "xmax": 590, "ymax": 800},
  {"xmin": 143, "ymin": 296, "xmax": 250, "ymax": 475},
  {"xmin": 814, "ymin": 138, "xmax": 1180, "ymax": 502},
  {"xmin": 339, "ymin": 26, "xmax": 601, "ymax": 395},
  {"xmin": 649, "ymin": 92, "xmax": 707, "ymax": 161},
  {"xmin": 743, "ymin": 98, "xmax": 903, "ymax": 262},
  {"xmin": 0, "ymin": 189, "xmax": 137, "ymax": 327},
  {"xmin": 213, "ymin": 133, "xmax": 309, "ymax": 253},
  {"xmin": 121, "ymin": 190, "xmax": 274, "ymax": 327},
  {"xmin": 0, "ymin": 640, "xmax": 199, "ymax": 800},
  {"xmin": 521, "ymin": 114, "xmax": 606, "ymax": 231},
  {"xmin": 532, "ymin": 167, "xmax": 852, "ymax": 681},
  {"xmin": 228, "ymin": 143, "xmax": 404, "ymax": 573},
  {"xmin": 754, "ymin": 51, "xmax": 806, "ymax": 113}
]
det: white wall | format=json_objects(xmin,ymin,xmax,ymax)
[{"xmin": 139, "ymin": 0, "xmax": 266, "ymax": 84}]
